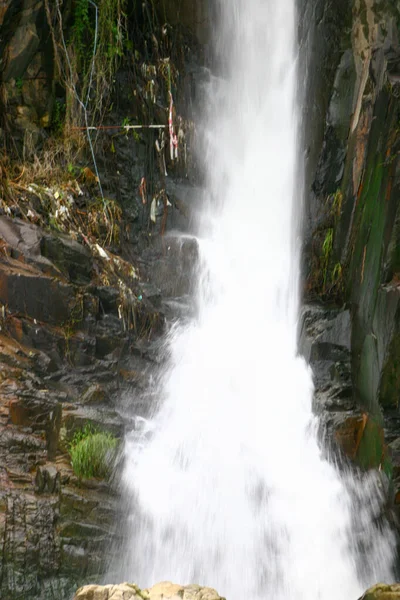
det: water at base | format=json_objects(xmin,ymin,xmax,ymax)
[{"xmin": 118, "ymin": 1, "xmax": 395, "ymax": 599}]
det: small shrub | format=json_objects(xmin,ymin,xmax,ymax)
[{"xmin": 69, "ymin": 425, "xmax": 118, "ymax": 479}]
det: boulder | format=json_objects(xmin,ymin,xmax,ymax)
[
  {"xmin": 74, "ymin": 582, "xmax": 224, "ymax": 600},
  {"xmin": 299, "ymin": 304, "xmax": 351, "ymax": 387},
  {"xmin": 40, "ymin": 233, "xmax": 93, "ymax": 284},
  {"xmin": 361, "ymin": 584, "xmax": 400, "ymax": 600},
  {"xmin": 0, "ymin": 260, "xmax": 76, "ymax": 325},
  {"xmin": 35, "ymin": 464, "xmax": 60, "ymax": 494}
]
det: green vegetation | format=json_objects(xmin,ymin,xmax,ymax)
[
  {"xmin": 307, "ymin": 186, "xmax": 347, "ymax": 302},
  {"xmin": 52, "ymin": 99, "xmax": 66, "ymax": 135},
  {"xmin": 331, "ymin": 262, "xmax": 342, "ymax": 284},
  {"xmin": 331, "ymin": 188, "xmax": 343, "ymax": 219},
  {"xmin": 322, "ymin": 228, "xmax": 333, "ymax": 291},
  {"xmin": 72, "ymin": 0, "xmax": 91, "ymax": 56},
  {"xmin": 69, "ymin": 424, "xmax": 118, "ymax": 479},
  {"xmin": 45, "ymin": 0, "xmax": 128, "ymax": 129},
  {"xmin": 70, "ymin": 0, "xmax": 128, "ymax": 122}
]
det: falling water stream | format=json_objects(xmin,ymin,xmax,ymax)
[{"xmin": 119, "ymin": 1, "xmax": 395, "ymax": 599}]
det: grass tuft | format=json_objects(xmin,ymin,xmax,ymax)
[{"xmin": 69, "ymin": 425, "xmax": 118, "ymax": 479}]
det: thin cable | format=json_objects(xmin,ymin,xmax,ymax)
[{"xmin": 72, "ymin": 124, "xmax": 166, "ymax": 130}]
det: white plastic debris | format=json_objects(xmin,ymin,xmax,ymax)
[
  {"xmin": 95, "ymin": 244, "xmax": 110, "ymax": 260},
  {"xmin": 168, "ymin": 92, "xmax": 178, "ymax": 161},
  {"xmin": 150, "ymin": 198, "xmax": 157, "ymax": 223}
]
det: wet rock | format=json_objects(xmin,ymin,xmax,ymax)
[
  {"xmin": 0, "ymin": 259, "xmax": 76, "ymax": 325},
  {"xmin": 80, "ymin": 384, "xmax": 109, "ymax": 406},
  {"xmin": 0, "ymin": 214, "xmax": 159, "ymax": 597},
  {"xmin": 95, "ymin": 315, "xmax": 126, "ymax": 359},
  {"xmin": 144, "ymin": 234, "xmax": 199, "ymax": 298},
  {"xmin": 0, "ymin": 492, "xmax": 60, "ymax": 596},
  {"xmin": 299, "ymin": 304, "xmax": 351, "ymax": 386},
  {"xmin": 94, "ymin": 286, "xmax": 120, "ymax": 315},
  {"xmin": 141, "ymin": 282, "xmax": 162, "ymax": 307},
  {"xmin": 300, "ymin": 303, "xmax": 391, "ymax": 473},
  {"xmin": 35, "ymin": 464, "xmax": 61, "ymax": 494},
  {"xmin": 7, "ymin": 390, "xmax": 62, "ymax": 459},
  {"xmin": 389, "ymin": 436, "xmax": 400, "ymax": 508},
  {"xmin": 40, "ymin": 233, "xmax": 93, "ymax": 284},
  {"xmin": 300, "ymin": 305, "xmax": 351, "ymax": 356},
  {"xmin": 375, "ymin": 286, "xmax": 400, "ymax": 410}
]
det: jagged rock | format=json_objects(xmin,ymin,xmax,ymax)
[
  {"xmin": 300, "ymin": 305, "xmax": 351, "ymax": 359},
  {"xmin": 0, "ymin": 216, "xmax": 93, "ymax": 284},
  {"xmin": 145, "ymin": 235, "xmax": 199, "ymax": 298},
  {"xmin": 35, "ymin": 464, "xmax": 60, "ymax": 494},
  {"xmin": 80, "ymin": 384, "xmax": 109, "ymax": 406},
  {"xmin": 353, "ymin": 284, "xmax": 400, "ymax": 413},
  {"xmin": 74, "ymin": 582, "xmax": 224, "ymax": 600},
  {"xmin": 0, "ymin": 259, "xmax": 77, "ymax": 325},
  {"xmin": 40, "ymin": 233, "xmax": 93, "ymax": 284},
  {"xmin": 0, "ymin": 216, "xmax": 59, "ymax": 274},
  {"xmin": 0, "ymin": 212, "xmax": 164, "ymax": 598},
  {"xmin": 94, "ymin": 286, "xmax": 120, "ymax": 315},
  {"xmin": 300, "ymin": 305, "xmax": 351, "ymax": 386}
]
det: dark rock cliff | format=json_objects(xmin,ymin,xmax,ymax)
[{"xmin": 300, "ymin": 0, "xmax": 400, "ymax": 536}]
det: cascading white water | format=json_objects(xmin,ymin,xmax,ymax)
[{"xmin": 119, "ymin": 1, "xmax": 395, "ymax": 599}]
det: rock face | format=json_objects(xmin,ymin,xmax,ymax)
[
  {"xmin": 74, "ymin": 582, "xmax": 224, "ymax": 600},
  {"xmin": 0, "ymin": 211, "xmax": 162, "ymax": 599},
  {"xmin": 0, "ymin": 200, "xmax": 199, "ymax": 599},
  {"xmin": 299, "ymin": 0, "xmax": 400, "ymax": 519}
]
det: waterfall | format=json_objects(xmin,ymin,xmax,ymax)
[{"xmin": 118, "ymin": 1, "xmax": 395, "ymax": 599}]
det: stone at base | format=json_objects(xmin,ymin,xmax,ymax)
[
  {"xmin": 361, "ymin": 584, "xmax": 400, "ymax": 600},
  {"xmin": 74, "ymin": 581, "xmax": 225, "ymax": 600}
]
